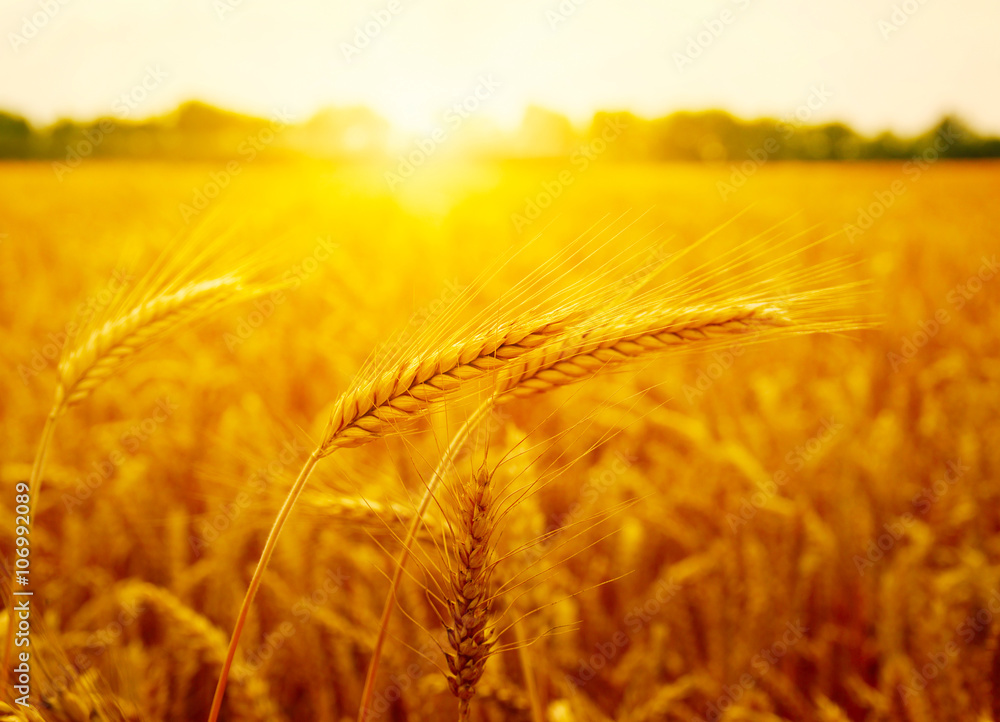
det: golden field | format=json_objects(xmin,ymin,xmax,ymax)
[{"xmin": 1, "ymin": 158, "xmax": 999, "ymax": 722}]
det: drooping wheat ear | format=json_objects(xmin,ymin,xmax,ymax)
[
  {"xmin": 1, "ymin": 275, "xmax": 264, "ymax": 696},
  {"xmin": 55, "ymin": 276, "xmax": 246, "ymax": 410},
  {"xmin": 319, "ymin": 315, "xmax": 574, "ymax": 453},
  {"xmin": 496, "ymin": 302, "xmax": 792, "ymax": 401},
  {"xmin": 355, "ymin": 303, "xmax": 800, "ymax": 721},
  {"xmin": 210, "ymin": 310, "xmax": 574, "ymax": 720},
  {"xmin": 445, "ymin": 467, "xmax": 498, "ymax": 721}
]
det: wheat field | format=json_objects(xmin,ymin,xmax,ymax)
[{"xmin": 1, "ymin": 158, "xmax": 999, "ymax": 721}]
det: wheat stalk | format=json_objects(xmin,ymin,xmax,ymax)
[
  {"xmin": 445, "ymin": 468, "xmax": 498, "ymax": 721},
  {"xmin": 2, "ymin": 274, "xmax": 265, "ymax": 695},
  {"xmin": 354, "ymin": 302, "xmax": 801, "ymax": 721},
  {"xmin": 209, "ymin": 312, "xmax": 578, "ymax": 720},
  {"xmin": 214, "ymin": 293, "xmax": 860, "ymax": 722}
]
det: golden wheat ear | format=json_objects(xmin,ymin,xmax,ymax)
[
  {"xmin": 2, "ymin": 220, "xmax": 287, "ymax": 696},
  {"xmin": 215, "ymin": 223, "xmax": 876, "ymax": 722},
  {"xmin": 444, "ymin": 466, "xmax": 499, "ymax": 721},
  {"xmin": 55, "ymin": 276, "xmax": 247, "ymax": 410}
]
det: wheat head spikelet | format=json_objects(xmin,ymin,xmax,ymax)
[
  {"xmin": 319, "ymin": 314, "xmax": 574, "ymax": 453},
  {"xmin": 221, "ymin": 260, "xmax": 868, "ymax": 722},
  {"xmin": 55, "ymin": 276, "xmax": 246, "ymax": 411},
  {"xmin": 445, "ymin": 467, "xmax": 498, "ymax": 721},
  {"xmin": 497, "ymin": 302, "xmax": 791, "ymax": 401}
]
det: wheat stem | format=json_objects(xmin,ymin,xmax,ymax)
[{"xmin": 514, "ymin": 615, "xmax": 545, "ymax": 722}]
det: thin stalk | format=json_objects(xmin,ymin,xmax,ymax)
[
  {"xmin": 2, "ymin": 408, "xmax": 59, "ymax": 694},
  {"xmin": 356, "ymin": 399, "xmax": 494, "ymax": 722},
  {"xmin": 208, "ymin": 450, "xmax": 321, "ymax": 722},
  {"xmin": 514, "ymin": 615, "xmax": 544, "ymax": 722}
]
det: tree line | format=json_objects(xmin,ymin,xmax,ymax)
[{"xmin": 2, "ymin": 101, "xmax": 997, "ymax": 162}]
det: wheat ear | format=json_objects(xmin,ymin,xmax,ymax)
[
  {"xmin": 497, "ymin": 302, "xmax": 791, "ymax": 401},
  {"xmin": 445, "ymin": 468, "xmax": 498, "ymax": 721},
  {"xmin": 117, "ymin": 582, "xmax": 284, "ymax": 722},
  {"xmin": 355, "ymin": 303, "xmax": 795, "ymax": 721},
  {"xmin": 319, "ymin": 315, "xmax": 572, "ymax": 452},
  {"xmin": 55, "ymin": 276, "xmax": 246, "ymax": 411},
  {"xmin": 209, "ymin": 314, "xmax": 575, "ymax": 721},
  {"xmin": 2, "ymin": 275, "xmax": 261, "ymax": 696}
]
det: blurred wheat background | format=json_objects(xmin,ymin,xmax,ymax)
[
  {"xmin": 1, "ymin": 157, "xmax": 998, "ymax": 721},
  {"xmin": 3, "ymin": 1, "xmax": 1000, "ymax": 721}
]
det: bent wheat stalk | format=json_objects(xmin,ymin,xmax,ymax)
[
  {"xmin": 209, "ymin": 314, "xmax": 572, "ymax": 721},
  {"xmin": 2, "ymin": 275, "xmax": 262, "ymax": 694},
  {"xmin": 214, "ymin": 294, "xmax": 859, "ymax": 722},
  {"xmin": 355, "ymin": 302, "xmax": 802, "ymax": 720}
]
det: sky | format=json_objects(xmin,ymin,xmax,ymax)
[{"xmin": 3, "ymin": 0, "xmax": 999, "ymax": 136}]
